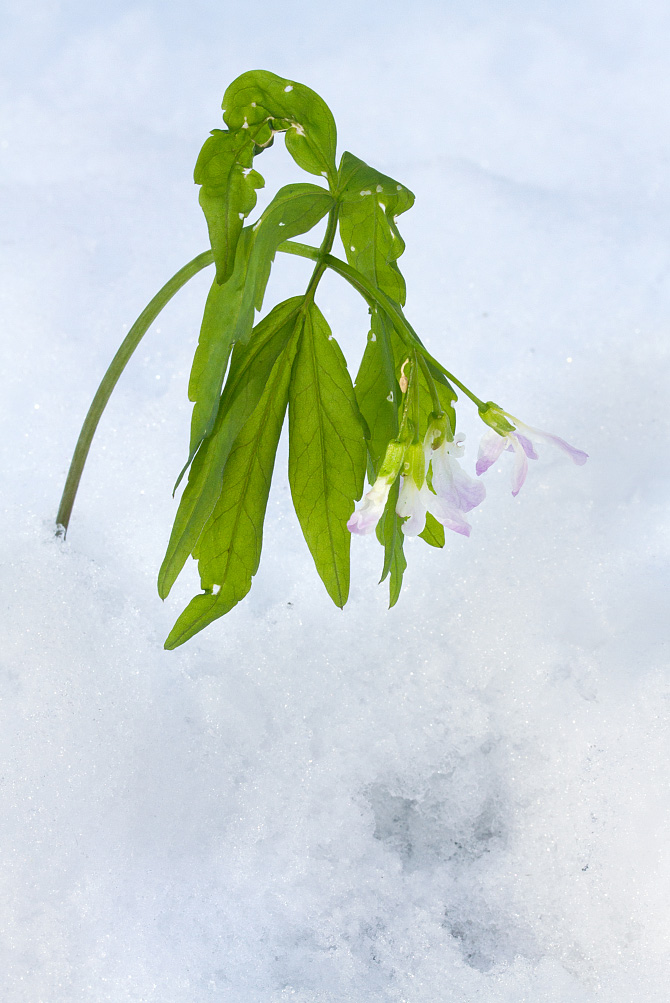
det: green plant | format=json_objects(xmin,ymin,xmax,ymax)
[{"xmin": 56, "ymin": 69, "xmax": 587, "ymax": 648}]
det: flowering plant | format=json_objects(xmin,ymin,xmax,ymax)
[{"xmin": 56, "ymin": 70, "xmax": 587, "ymax": 647}]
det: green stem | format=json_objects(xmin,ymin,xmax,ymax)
[
  {"xmin": 278, "ymin": 240, "xmax": 486, "ymax": 410},
  {"xmin": 302, "ymin": 207, "xmax": 340, "ymax": 306},
  {"xmin": 56, "ymin": 250, "xmax": 214, "ymax": 536},
  {"xmin": 417, "ymin": 354, "xmax": 443, "ymax": 417},
  {"xmin": 410, "ymin": 351, "xmax": 421, "ymax": 443}
]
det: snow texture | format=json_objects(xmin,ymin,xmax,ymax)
[{"xmin": 1, "ymin": 1, "xmax": 669, "ymax": 999}]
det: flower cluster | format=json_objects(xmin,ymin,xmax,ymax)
[
  {"xmin": 347, "ymin": 404, "xmax": 588, "ymax": 538},
  {"xmin": 347, "ymin": 415, "xmax": 485, "ymax": 538}
]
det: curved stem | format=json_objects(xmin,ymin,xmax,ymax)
[
  {"xmin": 56, "ymin": 250, "xmax": 214, "ymax": 536},
  {"xmin": 278, "ymin": 240, "xmax": 486, "ymax": 410}
]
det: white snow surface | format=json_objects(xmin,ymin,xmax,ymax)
[{"xmin": 2, "ymin": 1, "xmax": 669, "ymax": 1000}]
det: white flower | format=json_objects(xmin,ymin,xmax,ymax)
[
  {"xmin": 396, "ymin": 434, "xmax": 482, "ymax": 538},
  {"xmin": 396, "ymin": 475, "xmax": 472, "ymax": 538},
  {"xmin": 347, "ymin": 438, "xmax": 407, "ymax": 535},
  {"xmin": 477, "ymin": 409, "xmax": 588, "ymax": 496},
  {"xmin": 347, "ymin": 475, "xmax": 394, "ymax": 535},
  {"xmin": 429, "ymin": 431, "xmax": 486, "ymax": 514}
]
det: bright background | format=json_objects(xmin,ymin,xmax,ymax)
[{"xmin": 2, "ymin": 1, "xmax": 669, "ymax": 1000}]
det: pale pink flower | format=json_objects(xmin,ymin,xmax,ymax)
[
  {"xmin": 477, "ymin": 413, "xmax": 588, "ymax": 496},
  {"xmin": 347, "ymin": 476, "xmax": 394, "ymax": 535},
  {"xmin": 396, "ymin": 436, "xmax": 479, "ymax": 538},
  {"xmin": 396, "ymin": 476, "xmax": 472, "ymax": 538},
  {"xmin": 347, "ymin": 439, "xmax": 407, "ymax": 535},
  {"xmin": 429, "ymin": 432, "xmax": 486, "ymax": 513}
]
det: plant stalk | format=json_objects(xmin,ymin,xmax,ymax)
[{"xmin": 56, "ymin": 250, "xmax": 214, "ymax": 536}]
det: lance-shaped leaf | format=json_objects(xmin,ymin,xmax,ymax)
[
  {"xmin": 234, "ymin": 184, "xmax": 333, "ymax": 344},
  {"xmin": 354, "ymin": 306, "xmax": 400, "ymax": 479},
  {"xmin": 194, "ymin": 128, "xmax": 265, "ymax": 284},
  {"xmin": 288, "ymin": 302, "xmax": 367, "ymax": 607},
  {"xmin": 222, "ymin": 70, "xmax": 338, "ymax": 185},
  {"xmin": 159, "ymin": 297, "xmax": 303, "ymax": 599},
  {"xmin": 186, "ymin": 227, "xmax": 255, "ymax": 462},
  {"xmin": 337, "ymin": 151, "xmax": 414, "ymax": 305},
  {"xmin": 376, "ymin": 477, "xmax": 407, "ymax": 608},
  {"xmin": 164, "ymin": 329, "xmax": 301, "ymax": 649}
]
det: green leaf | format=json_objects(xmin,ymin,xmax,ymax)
[
  {"xmin": 288, "ymin": 301, "xmax": 367, "ymax": 607},
  {"xmin": 164, "ymin": 330, "xmax": 301, "ymax": 648},
  {"xmin": 222, "ymin": 70, "xmax": 338, "ymax": 185},
  {"xmin": 186, "ymin": 227, "xmax": 255, "ymax": 460},
  {"xmin": 159, "ymin": 297, "xmax": 304, "ymax": 600},
  {"xmin": 194, "ymin": 129, "xmax": 264, "ymax": 284},
  {"xmin": 235, "ymin": 184, "xmax": 334, "ymax": 343},
  {"xmin": 375, "ymin": 477, "xmax": 407, "ymax": 607},
  {"xmin": 354, "ymin": 306, "xmax": 400, "ymax": 478},
  {"xmin": 337, "ymin": 151, "xmax": 414, "ymax": 305},
  {"xmin": 419, "ymin": 511, "xmax": 445, "ymax": 549}
]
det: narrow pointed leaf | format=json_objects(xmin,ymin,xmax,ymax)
[
  {"xmin": 164, "ymin": 331, "xmax": 301, "ymax": 648},
  {"xmin": 234, "ymin": 184, "xmax": 333, "ymax": 344},
  {"xmin": 376, "ymin": 477, "xmax": 407, "ymax": 607},
  {"xmin": 288, "ymin": 302, "xmax": 366, "ymax": 607},
  {"xmin": 337, "ymin": 151, "xmax": 414, "ymax": 305},
  {"xmin": 222, "ymin": 70, "xmax": 338, "ymax": 185},
  {"xmin": 186, "ymin": 227, "xmax": 254, "ymax": 462},
  {"xmin": 194, "ymin": 129, "xmax": 264, "ymax": 283},
  {"xmin": 354, "ymin": 306, "xmax": 400, "ymax": 478},
  {"xmin": 159, "ymin": 297, "xmax": 303, "ymax": 599}
]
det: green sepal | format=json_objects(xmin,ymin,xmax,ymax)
[
  {"xmin": 478, "ymin": 401, "xmax": 516, "ymax": 435},
  {"xmin": 337, "ymin": 151, "xmax": 414, "ymax": 305},
  {"xmin": 222, "ymin": 70, "xmax": 338, "ymax": 186},
  {"xmin": 375, "ymin": 477, "xmax": 407, "ymax": 607},
  {"xmin": 158, "ymin": 297, "xmax": 304, "ymax": 600},
  {"xmin": 288, "ymin": 301, "xmax": 367, "ymax": 607},
  {"xmin": 164, "ymin": 328, "xmax": 301, "ymax": 649},
  {"xmin": 194, "ymin": 129, "xmax": 264, "ymax": 284},
  {"xmin": 419, "ymin": 511, "xmax": 445, "ymax": 549}
]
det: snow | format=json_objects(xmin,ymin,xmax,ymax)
[{"xmin": 2, "ymin": 0, "xmax": 670, "ymax": 999}]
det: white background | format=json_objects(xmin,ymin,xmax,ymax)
[{"xmin": 1, "ymin": 1, "xmax": 669, "ymax": 999}]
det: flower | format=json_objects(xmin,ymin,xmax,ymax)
[
  {"xmin": 347, "ymin": 475, "xmax": 394, "ymax": 534},
  {"xmin": 397, "ymin": 429, "xmax": 484, "ymax": 539},
  {"xmin": 427, "ymin": 428, "xmax": 486, "ymax": 514},
  {"xmin": 396, "ymin": 474, "xmax": 472, "ymax": 537},
  {"xmin": 476, "ymin": 405, "xmax": 588, "ymax": 496},
  {"xmin": 348, "ymin": 418, "xmax": 485, "ymax": 539},
  {"xmin": 347, "ymin": 439, "xmax": 407, "ymax": 535}
]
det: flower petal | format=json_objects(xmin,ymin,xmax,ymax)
[
  {"xmin": 476, "ymin": 429, "xmax": 507, "ymax": 475},
  {"xmin": 515, "ymin": 433, "xmax": 539, "ymax": 460},
  {"xmin": 347, "ymin": 477, "xmax": 392, "ymax": 534},
  {"xmin": 515, "ymin": 420, "xmax": 588, "ymax": 465},
  {"xmin": 432, "ymin": 448, "xmax": 486, "ymax": 512},
  {"xmin": 538, "ymin": 431, "xmax": 588, "ymax": 465},
  {"xmin": 396, "ymin": 477, "xmax": 427, "ymax": 536},
  {"xmin": 509, "ymin": 434, "xmax": 529, "ymax": 496},
  {"xmin": 428, "ymin": 492, "xmax": 472, "ymax": 537}
]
